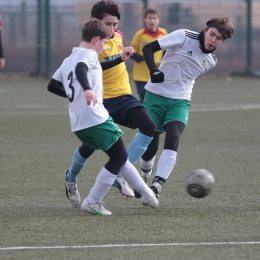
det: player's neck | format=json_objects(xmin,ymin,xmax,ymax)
[
  {"xmin": 146, "ymin": 27, "xmax": 158, "ymax": 34},
  {"xmin": 79, "ymin": 41, "xmax": 93, "ymax": 50}
]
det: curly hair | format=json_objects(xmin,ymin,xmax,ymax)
[{"xmin": 91, "ymin": 0, "xmax": 121, "ymax": 21}]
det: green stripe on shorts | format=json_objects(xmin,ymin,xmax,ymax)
[
  {"xmin": 74, "ymin": 116, "xmax": 123, "ymax": 151},
  {"xmin": 144, "ymin": 91, "xmax": 190, "ymax": 133}
]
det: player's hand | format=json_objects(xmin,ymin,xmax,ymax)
[
  {"xmin": 150, "ymin": 68, "xmax": 164, "ymax": 83},
  {"xmin": 121, "ymin": 46, "xmax": 133, "ymax": 61},
  {"xmin": 84, "ymin": 90, "xmax": 97, "ymax": 106}
]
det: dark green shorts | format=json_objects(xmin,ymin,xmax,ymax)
[
  {"xmin": 74, "ymin": 116, "xmax": 123, "ymax": 151},
  {"xmin": 144, "ymin": 91, "xmax": 190, "ymax": 133}
]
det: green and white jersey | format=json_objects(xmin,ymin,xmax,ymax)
[
  {"xmin": 145, "ymin": 29, "xmax": 217, "ymax": 101},
  {"xmin": 53, "ymin": 47, "xmax": 109, "ymax": 132}
]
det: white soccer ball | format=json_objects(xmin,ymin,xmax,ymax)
[{"xmin": 185, "ymin": 169, "xmax": 215, "ymax": 198}]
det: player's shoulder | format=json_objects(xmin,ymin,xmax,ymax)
[
  {"xmin": 115, "ymin": 30, "xmax": 124, "ymax": 44},
  {"xmin": 183, "ymin": 29, "xmax": 199, "ymax": 40},
  {"xmin": 158, "ymin": 27, "xmax": 168, "ymax": 35},
  {"xmin": 135, "ymin": 28, "xmax": 146, "ymax": 36},
  {"xmin": 211, "ymin": 52, "xmax": 217, "ymax": 62}
]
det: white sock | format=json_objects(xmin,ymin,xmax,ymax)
[
  {"xmin": 120, "ymin": 160, "xmax": 154, "ymax": 199},
  {"xmin": 154, "ymin": 150, "xmax": 177, "ymax": 181},
  {"xmin": 140, "ymin": 156, "xmax": 155, "ymax": 171},
  {"xmin": 87, "ymin": 167, "xmax": 116, "ymax": 204},
  {"xmin": 140, "ymin": 156, "xmax": 155, "ymax": 178}
]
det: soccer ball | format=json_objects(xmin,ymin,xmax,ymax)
[{"xmin": 185, "ymin": 169, "xmax": 215, "ymax": 198}]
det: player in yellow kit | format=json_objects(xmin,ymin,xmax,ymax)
[
  {"xmin": 131, "ymin": 9, "xmax": 167, "ymax": 102},
  {"xmin": 61, "ymin": 0, "xmax": 156, "ymax": 205},
  {"xmin": 99, "ymin": 30, "xmax": 131, "ymax": 99}
]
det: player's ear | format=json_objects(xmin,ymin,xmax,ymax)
[{"xmin": 93, "ymin": 36, "xmax": 100, "ymax": 45}]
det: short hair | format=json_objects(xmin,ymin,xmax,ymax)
[
  {"xmin": 144, "ymin": 8, "xmax": 160, "ymax": 18},
  {"xmin": 205, "ymin": 17, "xmax": 234, "ymax": 40},
  {"xmin": 91, "ymin": 0, "xmax": 121, "ymax": 21},
  {"xmin": 82, "ymin": 19, "xmax": 111, "ymax": 42}
]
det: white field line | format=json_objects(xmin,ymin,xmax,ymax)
[
  {"xmin": 0, "ymin": 104, "xmax": 260, "ymax": 116},
  {"xmin": 1, "ymin": 242, "xmax": 260, "ymax": 251},
  {"xmin": 190, "ymin": 104, "xmax": 260, "ymax": 112},
  {"xmin": 0, "ymin": 111, "xmax": 67, "ymax": 115}
]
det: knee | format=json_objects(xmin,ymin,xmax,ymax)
[{"xmin": 140, "ymin": 120, "xmax": 156, "ymax": 137}]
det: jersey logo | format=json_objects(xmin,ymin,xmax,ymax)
[
  {"xmin": 118, "ymin": 44, "xmax": 123, "ymax": 51},
  {"xmin": 187, "ymin": 51, "xmax": 192, "ymax": 56},
  {"xmin": 104, "ymin": 54, "xmax": 121, "ymax": 61},
  {"xmin": 201, "ymin": 60, "xmax": 206, "ymax": 68}
]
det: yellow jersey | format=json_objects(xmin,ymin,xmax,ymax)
[
  {"xmin": 99, "ymin": 31, "xmax": 132, "ymax": 99},
  {"xmin": 131, "ymin": 27, "xmax": 167, "ymax": 82}
]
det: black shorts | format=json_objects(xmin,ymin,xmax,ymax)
[{"xmin": 103, "ymin": 94, "xmax": 144, "ymax": 129}]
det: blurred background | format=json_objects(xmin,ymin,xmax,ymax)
[{"xmin": 0, "ymin": 0, "xmax": 259, "ymax": 77}]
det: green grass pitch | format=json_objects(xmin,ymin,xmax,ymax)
[{"xmin": 1, "ymin": 76, "xmax": 260, "ymax": 259}]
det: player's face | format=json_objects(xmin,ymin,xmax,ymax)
[
  {"xmin": 144, "ymin": 14, "xmax": 160, "ymax": 32},
  {"xmin": 95, "ymin": 37, "xmax": 109, "ymax": 55},
  {"xmin": 101, "ymin": 15, "xmax": 119, "ymax": 37},
  {"xmin": 204, "ymin": 28, "xmax": 224, "ymax": 50}
]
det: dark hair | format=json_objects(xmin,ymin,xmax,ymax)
[
  {"xmin": 144, "ymin": 8, "xmax": 160, "ymax": 18},
  {"xmin": 205, "ymin": 17, "xmax": 234, "ymax": 40},
  {"xmin": 91, "ymin": 0, "xmax": 121, "ymax": 21},
  {"xmin": 82, "ymin": 19, "xmax": 111, "ymax": 42}
]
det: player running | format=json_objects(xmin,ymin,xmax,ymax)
[
  {"xmin": 136, "ymin": 17, "xmax": 234, "ymax": 198},
  {"xmin": 47, "ymin": 19, "xmax": 158, "ymax": 215},
  {"xmin": 50, "ymin": 1, "xmax": 156, "ymax": 206}
]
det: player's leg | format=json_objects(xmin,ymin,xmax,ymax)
[
  {"xmin": 79, "ymin": 117, "xmax": 125, "ymax": 215},
  {"xmin": 80, "ymin": 117, "xmax": 158, "ymax": 215},
  {"xmin": 138, "ymin": 94, "xmax": 189, "ymax": 198},
  {"xmin": 104, "ymin": 95, "xmax": 155, "ymax": 196},
  {"xmin": 64, "ymin": 144, "xmax": 95, "ymax": 206},
  {"xmin": 133, "ymin": 131, "xmax": 160, "ymax": 198},
  {"xmin": 140, "ymin": 131, "xmax": 160, "ymax": 182},
  {"xmin": 103, "ymin": 137, "xmax": 157, "ymax": 207},
  {"xmin": 136, "ymin": 90, "xmax": 165, "ymax": 188},
  {"xmin": 126, "ymin": 105, "xmax": 156, "ymax": 164},
  {"xmin": 150, "ymin": 120, "xmax": 185, "ymax": 197},
  {"xmin": 119, "ymin": 160, "xmax": 158, "ymax": 208},
  {"xmin": 82, "ymin": 137, "xmax": 127, "ymax": 216},
  {"xmin": 135, "ymin": 81, "xmax": 147, "ymax": 103}
]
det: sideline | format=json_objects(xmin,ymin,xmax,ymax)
[{"xmin": 1, "ymin": 241, "xmax": 260, "ymax": 251}]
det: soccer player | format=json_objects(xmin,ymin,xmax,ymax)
[
  {"xmin": 0, "ymin": 13, "xmax": 5, "ymax": 69},
  {"xmin": 136, "ymin": 17, "xmax": 234, "ymax": 198},
  {"xmin": 47, "ymin": 19, "xmax": 158, "ymax": 215},
  {"xmin": 59, "ymin": 0, "xmax": 157, "ymax": 205},
  {"xmin": 131, "ymin": 8, "xmax": 167, "ymax": 102}
]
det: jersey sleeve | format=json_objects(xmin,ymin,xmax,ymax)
[
  {"xmin": 52, "ymin": 58, "xmax": 68, "ymax": 83},
  {"xmin": 131, "ymin": 30, "xmax": 142, "ymax": 53},
  {"xmin": 158, "ymin": 29, "xmax": 185, "ymax": 51},
  {"xmin": 52, "ymin": 66, "xmax": 63, "ymax": 83},
  {"xmin": 79, "ymin": 51, "xmax": 98, "ymax": 70}
]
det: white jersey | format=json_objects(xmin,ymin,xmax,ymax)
[
  {"xmin": 53, "ymin": 47, "xmax": 109, "ymax": 132},
  {"xmin": 145, "ymin": 29, "xmax": 217, "ymax": 101}
]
